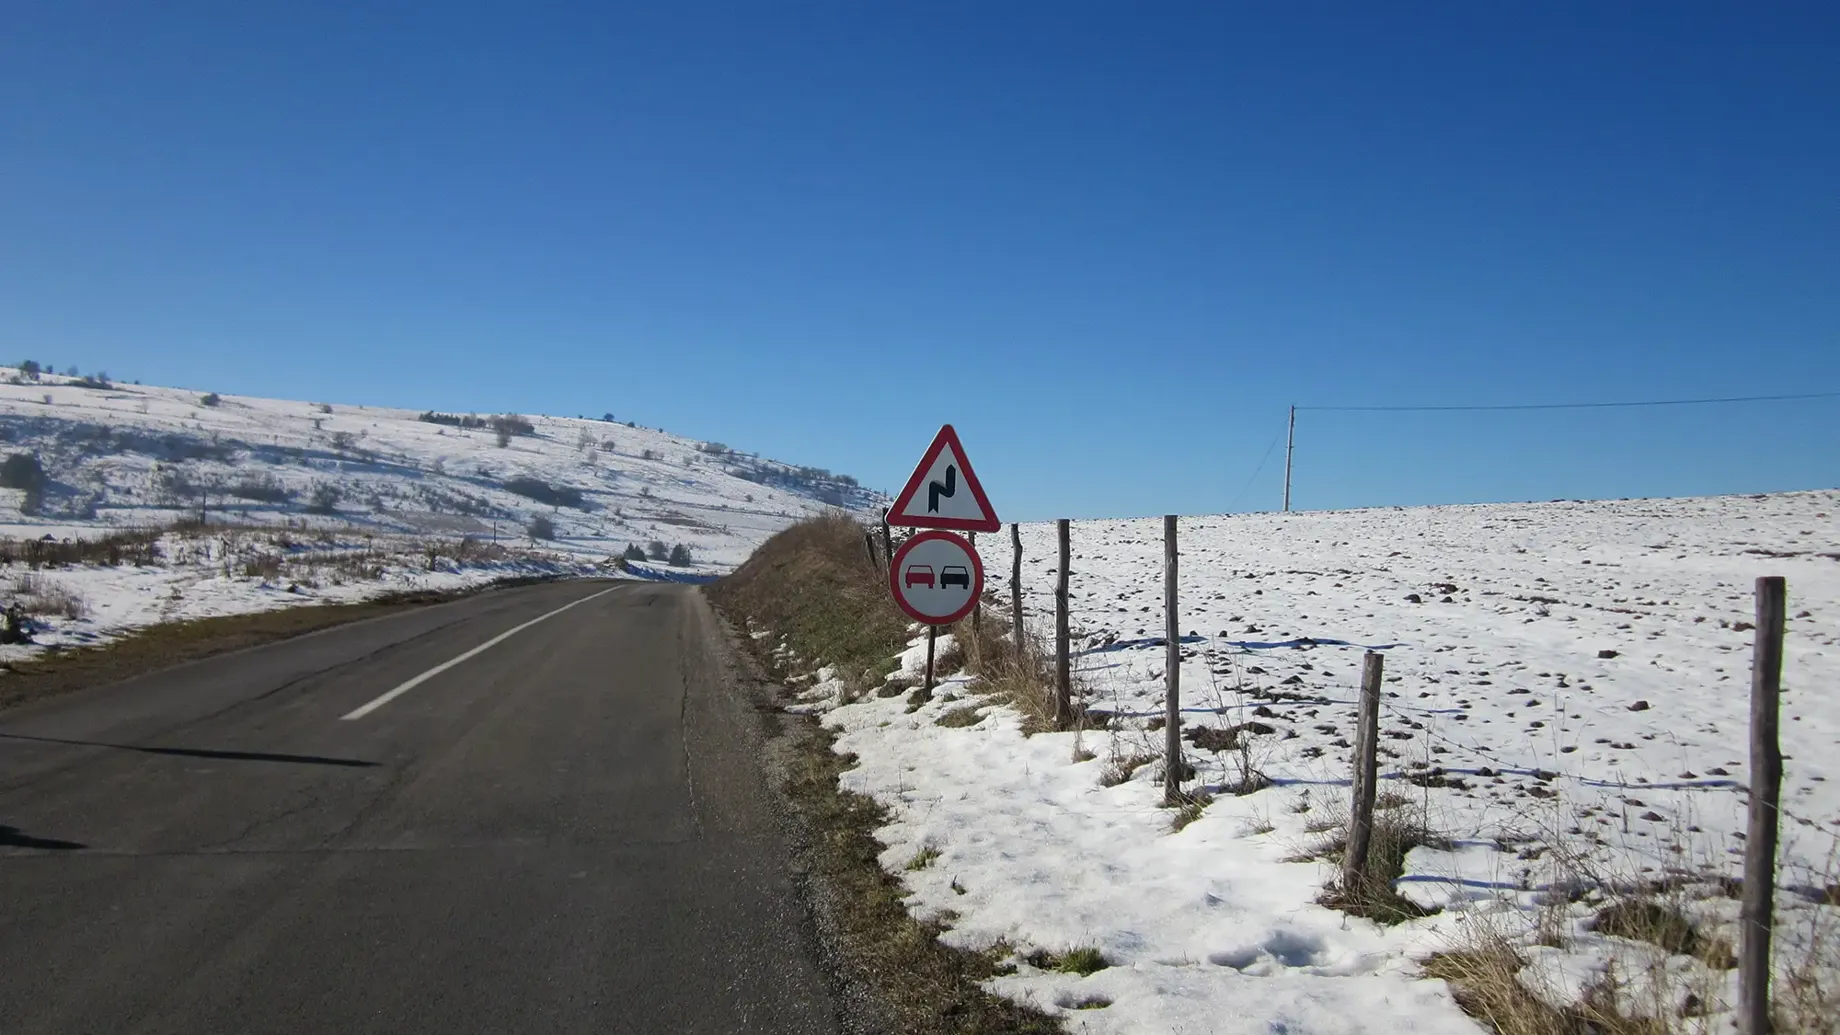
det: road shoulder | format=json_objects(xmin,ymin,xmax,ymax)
[{"xmin": 704, "ymin": 594, "xmax": 1062, "ymax": 1035}]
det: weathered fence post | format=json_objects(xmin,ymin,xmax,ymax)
[
  {"xmin": 880, "ymin": 511, "xmax": 892, "ymax": 564},
  {"xmin": 1163, "ymin": 515, "xmax": 1182, "ymax": 804},
  {"xmin": 969, "ymin": 531, "xmax": 981, "ymax": 642},
  {"xmin": 1344, "ymin": 651, "xmax": 1384, "ymax": 891},
  {"xmin": 1055, "ymin": 518, "xmax": 1071, "ymax": 727},
  {"xmin": 1010, "ymin": 523, "xmax": 1025, "ymax": 659},
  {"xmin": 864, "ymin": 531, "xmax": 878, "ymax": 570},
  {"xmin": 1739, "ymin": 575, "xmax": 1787, "ymax": 1035}
]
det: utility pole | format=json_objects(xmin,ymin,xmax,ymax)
[{"xmin": 1282, "ymin": 405, "xmax": 1296, "ymax": 513}]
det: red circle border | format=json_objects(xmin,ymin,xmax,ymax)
[{"xmin": 887, "ymin": 530, "xmax": 985, "ymax": 626}]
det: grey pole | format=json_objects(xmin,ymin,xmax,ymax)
[{"xmin": 1282, "ymin": 405, "xmax": 1296, "ymax": 513}]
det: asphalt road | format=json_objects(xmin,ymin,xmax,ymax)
[{"xmin": 0, "ymin": 580, "xmax": 840, "ymax": 1035}]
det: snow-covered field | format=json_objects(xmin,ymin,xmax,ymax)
[
  {"xmin": 797, "ymin": 491, "xmax": 1840, "ymax": 1033},
  {"xmin": 0, "ymin": 371, "xmax": 880, "ymax": 661}
]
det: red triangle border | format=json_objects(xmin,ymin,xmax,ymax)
[{"xmin": 885, "ymin": 424, "xmax": 1000, "ymax": 532}]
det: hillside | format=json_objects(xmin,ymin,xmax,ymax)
[
  {"xmin": 0, "ymin": 369, "xmax": 883, "ymax": 666},
  {"xmin": 0, "ymin": 371, "xmax": 881, "ymax": 566}
]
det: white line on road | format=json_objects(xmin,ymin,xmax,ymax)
[{"xmin": 340, "ymin": 586, "xmax": 620, "ymax": 720}]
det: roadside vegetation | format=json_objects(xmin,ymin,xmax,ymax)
[{"xmin": 710, "ymin": 513, "xmax": 1064, "ymax": 1035}]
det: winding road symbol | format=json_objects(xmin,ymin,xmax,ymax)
[
  {"xmin": 886, "ymin": 424, "xmax": 999, "ymax": 533},
  {"xmin": 928, "ymin": 465, "xmax": 957, "ymax": 513}
]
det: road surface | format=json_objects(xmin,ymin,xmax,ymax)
[{"xmin": 0, "ymin": 580, "xmax": 840, "ymax": 1034}]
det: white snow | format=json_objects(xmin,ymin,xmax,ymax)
[{"xmin": 795, "ymin": 490, "xmax": 1840, "ymax": 1032}]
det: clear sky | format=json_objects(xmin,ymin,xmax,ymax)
[{"xmin": 3, "ymin": 3, "xmax": 1836, "ymax": 521}]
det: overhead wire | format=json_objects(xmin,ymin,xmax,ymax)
[{"xmin": 1297, "ymin": 391, "xmax": 1840, "ymax": 413}]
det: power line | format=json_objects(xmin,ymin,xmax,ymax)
[
  {"xmin": 1226, "ymin": 430, "xmax": 1284, "ymax": 512},
  {"xmin": 1298, "ymin": 390, "xmax": 1840, "ymax": 413}
]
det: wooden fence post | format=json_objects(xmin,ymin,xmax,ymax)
[
  {"xmin": 1055, "ymin": 518, "xmax": 1071, "ymax": 727},
  {"xmin": 880, "ymin": 511, "xmax": 892, "ymax": 564},
  {"xmin": 1739, "ymin": 575, "xmax": 1787, "ymax": 1035},
  {"xmin": 969, "ymin": 531, "xmax": 981, "ymax": 642},
  {"xmin": 1010, "ymin": 523, "xmax": 1025, "ymax": 659},
  {"xmin": 1163, "ymin": 515, "xmax": 1182, "ymax": 804},
  {"xmin": 1344, "ymin": 651, "xmax": 1384, "ymax": 891}
]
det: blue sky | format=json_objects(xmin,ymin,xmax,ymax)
[{"xmin": 3, "ymin": 3, "xmax": 1836, "ymax": 521}]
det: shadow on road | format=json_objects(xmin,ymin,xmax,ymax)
[
  {"xmin": 0, "ymin": 824, "xmax": 86, "ymax": 850},
  {"xmin": 0, "ymin": 732, "xmax": 378, "ymax": 768}
]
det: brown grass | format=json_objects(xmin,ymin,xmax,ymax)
[
  {"xmin": 1424, "ymin": 937, "xmax": 1681, "ymax": 1035},
  {"xmin": 708, "ymin": 513, "xmax": 910, "ymax": 694},
  {"xmin": 0, "ymin": 529, "xmax": 163, "ymax": 568},
  {"xmin": 1595, "ymin": 900, "xmax": 1735, "ymax": 970},
  {"xmin": 1309, "ymin": 797, "xmax": 1443, "ymax": 924},
  {"xmin": 1169, "ymin": 791, "xmax": 1213, "ymax": 832},
  {"xmin": 953, "ymin": 618, "xmax": 1066, "ymax": 735},
  {"xmin": 935, "ymin": 704, "xmax": 986, "ymax": 728},
  {"xmin": 1099, "ymin": 752, "xmax": 1158, "ymax": 788}
]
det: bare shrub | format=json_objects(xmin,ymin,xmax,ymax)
[
  {"xmin": 228, "ymin": 475, "xmax": 291, "ymax": 504},
  {"xmin": 306, "ymin": 483, "xmax": 341, "ymax": 515},
  {"xmin": 504, "ymin": 477, "xmax": 583, "ymax": 509}
]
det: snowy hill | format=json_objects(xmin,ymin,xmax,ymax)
[
  {"xmin": 804, "ymin": 490, "xmax": 1840, "ymax": 1033},
  {"xmin": 0, "ymin": 372, "xmax": 882, "ymax": 567},
  {"xmin": 0, "ymin": 370, "xmax": 881, "ymax": 665}
]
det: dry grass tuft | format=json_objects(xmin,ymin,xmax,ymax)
[
  {"xmin": 10, "ymin": 574, "xmax": 88, "ymax": 619},
  {"xmin": 1594, "ymin": 900, "xmax": 1735, "ymax": 970},
  {"xmin": 1024, "ymin": 946, "xmax": 1110, "ymax": 976},
  {"xmin": 1424, "ymin": 940, "xmax": 1591, "ymax": 1035},
  {"xmin": 935, "ymin": 704, "xmax": 985, "ymax": 728},
  {"xmin": 1308, "ymin": 797, "xmax": 1443, "ymax": 925},
  {"xmin": 959, "ymin": 635, "xmax": 1063, "ymax": 734},
  {"xmin": 1169, "ymin": 791, "xmax": 1213, "ymax": 832},
  {"xmin": 1099, "ymin": 752, "xmax": 1158, "ymax": 788}
]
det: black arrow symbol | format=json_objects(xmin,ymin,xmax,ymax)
[{"xmin": 927, "ymin": 465, "xmax": 957, "ymax": 513}]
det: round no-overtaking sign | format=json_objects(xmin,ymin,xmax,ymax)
[{"xmin": 887, "ymin": 530, "xmax": 984, "ymax": 626}]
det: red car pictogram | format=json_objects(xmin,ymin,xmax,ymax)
[{"xmin": 903, "ymin": 564, "xmax": 935, "ymax": 589}]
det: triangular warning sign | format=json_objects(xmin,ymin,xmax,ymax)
[{"xmin": 887, "ymin": 424, "xmax": 1000, "ymax": 532}]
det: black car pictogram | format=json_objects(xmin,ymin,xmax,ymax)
[{"xmin": 940, "ymin": 565, "xmax": 971, "ymax": 589}]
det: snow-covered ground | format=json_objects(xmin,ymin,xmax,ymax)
[
  {"xmin": 0, "ymin": 371, "xmax": 879, "ymax": 663},
  {"xmin": 794, "ymin": 490, "xmax": 1840, "ymax": 1033}
]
